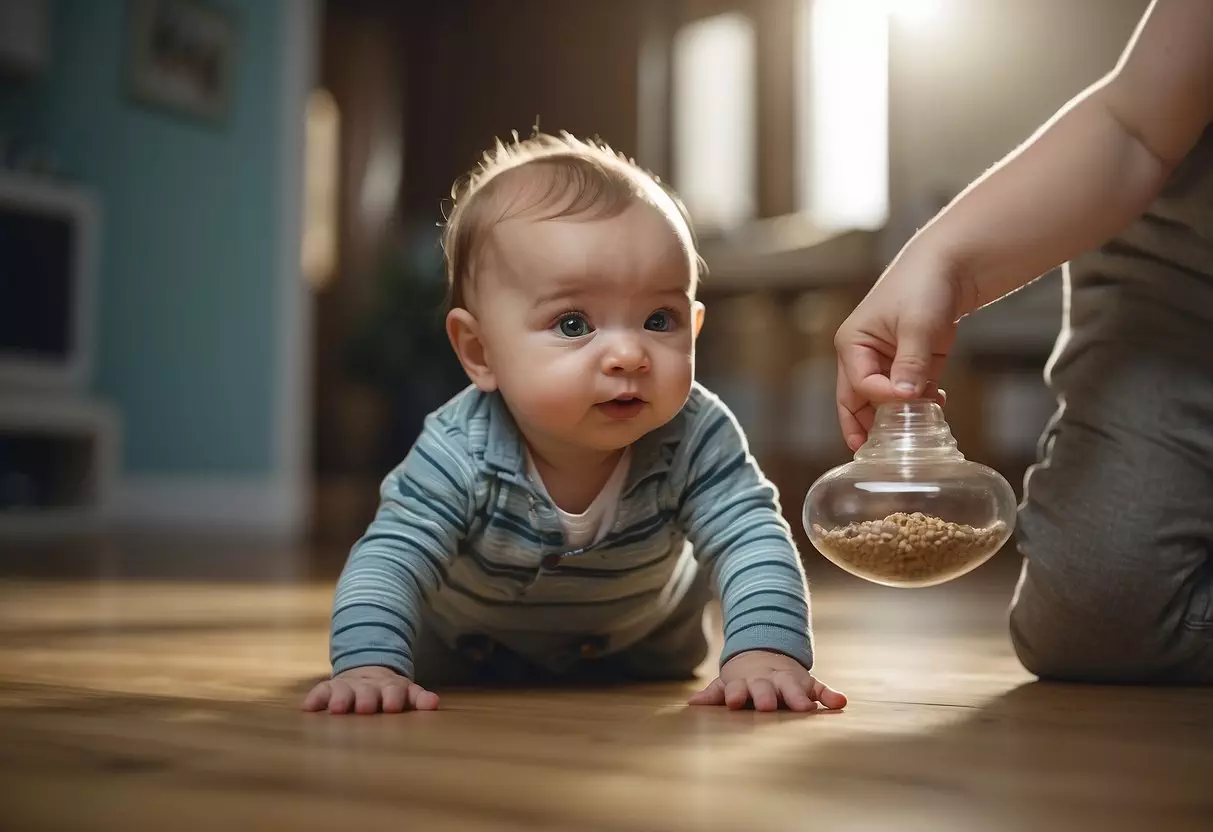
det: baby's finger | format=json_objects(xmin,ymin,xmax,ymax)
[
  {"xmin": 748, "ymin": 678, "xmax": 779, "ymax": 712},
  {"xmin": 687, "ymin": 678, "xmax": 726, "ymax": 706},
  {"xmin": 408, "ymin": 683, "xmax": 441, "ymax": 711},
  {"xmin": 839, "ymin": 340, "xmax": 901, "ymax": 406},
  {"xmin": 327, "ymin": 681, "xmax": 356, "ymax": 714},
  {"xmin": 837, "ymin": 351, "xmax": 888, "ymax": 449},
  {"xmin": 853, "ymin": 368, "xmax": 950, "ymax": 415},
  {"xmin": 854, "ymin": 371, "xmax": 900, "ymax": 405},
  {"xmin": 836, "ymin": 358, "xmax": 874, "ymax": 451},
  {"xmin": 889, "ymin": 318, "xmax": 938, "ymax": 397},
  {"xmin": 846, "ymin": 346, "xmax": 950, "ymax": 407},
  {"xmin": 380, "ymin": 681, "xmax": 409, "ymax": 713},
  {"xmin": 353, "ymin": 681, "xmax": 383, "ymax": 715},
  {"xmin": 724, "ymin": 679, "xmax": 750, "ymax": 710},
  {"xmin": 301, "ymin": 681, "xmax": 331, "ymax": 712},
  {"xmin": 809, "ymin": 677, "xmax": 848, "ymax": 710},
  {"xmin": 774, "ymin": 673, "xmax": 817, "ymax": 713},
  {"xmin": 836, "ymin": 401, "xmax": 869, "ymax": 452}
]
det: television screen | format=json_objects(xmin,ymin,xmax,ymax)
[{"xmin": 0, "ymin": 204, "xmax": 75, "ymax": 360}]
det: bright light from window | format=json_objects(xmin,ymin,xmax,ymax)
[
  {"xmin": 673, "ymin": 13, "xmax": 756, "ymax": 233},
  {"xmin": 886, "ymin": 0, "xmax": 946, "ymax": 31},
  {"xmin": 797, "ymin": 0, "xmax": 889, "ymax": 231},
  {"xmin": 302, "ymin": 88, "xmax": 339, "ymax": 289}
]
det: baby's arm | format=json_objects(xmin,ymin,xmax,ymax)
[
  {"xmin": 303, "ymin": 417, "xmax": 476, "ymax": 714},
  {"xmin": 917, "ymin": 0, "xmax": 1213, "ymax": 312},
  {"xmin": 679, "ymin": 391, "xmax": 845, "ymax": 712}
]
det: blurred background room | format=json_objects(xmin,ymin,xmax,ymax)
[
  {"xmin": 0, "ymin": 0, "xmax": 1149, "ymax": 574},
  {"xmin": 12, "ymin": 4, "xmax": 1213, "ymax": 831}
]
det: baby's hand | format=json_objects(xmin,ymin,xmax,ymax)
[
  {"xmin": 688, "ymin": 650, "xmax": 847, "ymax": 712},
  {"xmin": 834, "ymin": 246, "xmax": 960, "ymax": 451},
  {"xmin": 301, "ymin": 665, "xmax": 440, "ymax": 714}
]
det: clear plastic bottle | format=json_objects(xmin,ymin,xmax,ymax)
[{"xmin": 803, "ymin": 399, "xmax": 1017, "ymax": 587}]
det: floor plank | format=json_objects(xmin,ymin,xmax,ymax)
[{"xmin": 0, "ymin": 545, "xmax": 1210, "ymax": 831}]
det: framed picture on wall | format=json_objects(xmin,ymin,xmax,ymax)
[{"xmin": 125, "ymin": 0, "xmax": 239, "ymax": 125}]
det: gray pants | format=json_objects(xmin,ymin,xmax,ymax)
[
  {"xmin": 411, "ymin": 567, "xmax": 713, "ymax": 689},
  {"xmin": 1011, "ymin": 341, "xmax": 1213, "ymax": 683}
]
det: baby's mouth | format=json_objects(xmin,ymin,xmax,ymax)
[{"xmin": 596, "ymin": 395, "xmax": 647, "ymax": 419}]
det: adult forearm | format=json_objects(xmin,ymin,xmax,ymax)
[{"xmin": 904, "ymin": 88, "xmax": 1171, "ymax": 315}]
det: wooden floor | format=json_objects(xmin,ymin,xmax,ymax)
[{"xmin": 0, "ymin": 541, "xmax": 1211, "ymax": 831}]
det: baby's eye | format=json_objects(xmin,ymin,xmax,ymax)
[
  {"xmin": 556, "ymin": 314, "xmax": 593, "ymax": 338},
  {"xmin": 645, "ymin": 309, "xmax": 677, "ymax": 332}
]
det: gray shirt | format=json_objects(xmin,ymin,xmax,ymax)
[{"xmin": 1057, "ymin": 124, "xmax": 1213, "ymax": 368}]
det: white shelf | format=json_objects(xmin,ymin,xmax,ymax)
[
  {"xmin": 0, "ymin": 171, "xmax": 101, "ymax": 392},
  {"xmin": 0, "ymin": 393, "xmax": 121, "ymax": 538}
]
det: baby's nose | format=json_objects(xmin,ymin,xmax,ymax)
[{"xmin": 603, "ymin": 336, "xmax": 650, "ymax": 374}]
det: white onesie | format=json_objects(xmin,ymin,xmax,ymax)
[{"xmin": 524, "ymin": 448, "xmax": 631, "ymax": 548}]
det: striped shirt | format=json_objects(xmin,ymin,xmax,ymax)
[{"xmin": 329, "ymin": 382, "xmax": 814, "ymax": 678}]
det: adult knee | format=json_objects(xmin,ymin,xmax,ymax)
[
  {"xmin": 1010, "ymin": 588, "xmax": 1161, "ymax": 683},
  {"xmin": 1008, "ymin": 524, "xmax": 1183, "ymax": 683}
]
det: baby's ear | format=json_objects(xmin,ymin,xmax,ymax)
[
  {"xmin": 446, "ymin": 308, "xmax": 497, "ymax": 392},
  {"xmin": 692, "ymin": 301, "xmax": 706, "ymax": 339}
]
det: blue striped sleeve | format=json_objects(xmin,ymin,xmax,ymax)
[
  {"xmin": 329, "ymin": 415, "xmax": 477, "ymax": 678},
  {"xmin": 678, "ymin": 391, "xmax": 814, "ymax": 670}
]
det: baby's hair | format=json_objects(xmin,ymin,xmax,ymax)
[{"xmin": 440, "ymin": 130, "xmax": 700, "ymax": 311}]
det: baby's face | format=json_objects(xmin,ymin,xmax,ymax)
[{"xmin": 474, "ymin": 197, "xmax": 702, "ymax": 455}]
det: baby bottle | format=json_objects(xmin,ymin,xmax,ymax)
[{"xmin": 803, "ymin": 399, "xmax": 1017, "ymax": 587}]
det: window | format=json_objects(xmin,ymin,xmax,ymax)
[
  {"xmin": 796, "ymin": 0, "xmax": 889, "ymax": 231},
  {"xmin": 302, "ymin": 88, "xmax": 340, "ymax": 289},
  {"xmin": 672, "ymin": 12, "xmax": 757, "ymax": 233}
]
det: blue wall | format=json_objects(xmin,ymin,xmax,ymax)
[{"xmin": 1, "ymin": 0, "xmax": 285, "ymax": 477}]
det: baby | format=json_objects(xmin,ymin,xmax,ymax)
[{"xmin": 303, "ymin": 132, "xmax": 847, "ymax": 714}]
